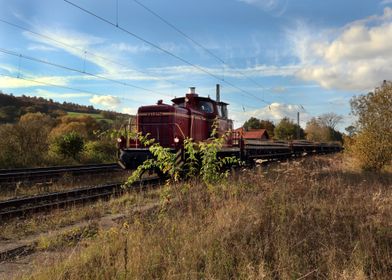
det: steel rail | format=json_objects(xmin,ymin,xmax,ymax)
[
  {"xmin": 0, "ymin": 177, "xmax": 160, "ymax": 221},
  {"xmin": 0, "ymin": 163, "xmax": 120, "ymax": 183}
]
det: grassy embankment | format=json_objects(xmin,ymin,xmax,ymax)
[
  {"xmin": 23, "ymin": 155, "xmax": 392, "ymax": 279},
  {"xmin": 66, "ymin": 112, "xmax": 113, "ymax": 122}
]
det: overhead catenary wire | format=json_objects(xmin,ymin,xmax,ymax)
[
  {"xmin": 131, "ymin": 0, "xmax": 311, "ymax": 108},
  {"xmin": 1, "ymin": 6, "xmax": 296, "ymax": 114},
  {"xmin": 0, "ymin": 48, "xmax": 266, "ymax": 112},
  {"xmin": 63, "ymin": 0, "xmax": 271, "ymax": 105},
  {"xmin": 0, "ymin": 72, "xmax": 139, "ymax": 104},
  {"xmin": 0, "ymin": 47, "xmax": 172, "ymax": 98},
  {"xmin": 131, "ymin": 0, "xmax": 267, "ymax": 92},
  {"xmin": 0, "ymin": 18, "xmax": 185, "ymax": 89},
  {"xmin": 1, "ymin": 72, "xmax": 102, "ymax": 97}
]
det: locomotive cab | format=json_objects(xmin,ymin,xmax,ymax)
[{"xmin": 171, "ymin": 87, "xmax": 232, "ymax": 141}]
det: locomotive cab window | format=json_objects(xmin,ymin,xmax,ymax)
[
  {"xmin": 174, "ymin": 102, "xmax": 185, "ymax": 108},
  {"xmin": 198, "ymin": 101, "xmax": 213, "ymax": 113},
  {"xmin": 217, "ymin": 104, "xmax": 228, "ymax": 118}
]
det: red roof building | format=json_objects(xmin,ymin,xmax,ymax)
[{"xmin": 235, "ymin": 127, "xmax": 269, "ymax": 140}]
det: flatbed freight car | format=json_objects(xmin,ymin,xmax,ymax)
[{"xmin": 117, "ymin": 86, "xmax": 342, "ymax": 170}]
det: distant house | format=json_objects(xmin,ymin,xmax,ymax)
[{"xmin": 234, "ymin": 127, "xmax": 270, "ymax": 141}]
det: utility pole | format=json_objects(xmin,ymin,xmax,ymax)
[{"xmin": 297, "ymin": 111, "xmax": 300, "ymax": 140}]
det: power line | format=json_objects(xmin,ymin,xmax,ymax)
[
  {"xmin": 0, "ymin": 18, "xmax": 185, "ymax": 89},
  {"xmin": 131, "ymin": 0, "xmax": 267, "ymax": 92},
  {"xmin": 0, "ymin": 48, "xmax": 172, "ymax": 98},
  {"xmin": 0, "ymin": 72, "xmax": 140, "ymax": 104},
  {"xmin": 64, "ymin": 0, "xmax": 271, "ymax": 105},
  {"xmin": 1, "ymin": 72, "xmax": 99, "ymax": 96},
  {"xmin": 1, "ymin": 48, "xmax": 270, "ymax": 112}
]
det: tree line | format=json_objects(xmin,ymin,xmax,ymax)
[
  {"xmin": 0, "ymin": 91, "xmax": 130, "ymax": 124},
  {"xmin": 242, "ymin": 81, "xmax": 391, "ymax": 171},
  {"xmin": 0, "ymin": 111, "xmax": 132, "ymax": 168},
  {"xmin": 242, "ymin": 113, "xmax": 343, "ymax": 142}
]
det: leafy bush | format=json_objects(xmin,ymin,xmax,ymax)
[
  {"xmin": 51, "ymin": 132, "xmax": 84, "ymax": 160},
  {"xmin": 83, "ymin": 140, "xmax": 117, "ymax": 163},
  {"xmin": 350, "ymin": 81, "xmax": 392, "ymax": 171},
  {"xmin": 125, "ymin": 122, "xmax": 238, "ymax": 186}
]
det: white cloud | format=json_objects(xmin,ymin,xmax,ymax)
[
  {"xmin": 34, "ymin": 89, "xmax": 91, "ymax": 99},
  {"xmin": 381, "ymin": 0, "xmax": 392, "ymax": 5},
  {"xmin": 109, "ymin": 42, "xmax": 152, "ymax": 54},
  {"xmin": 27, "ymin": 44, "xmax": 58, "ymax": 52},
  {"xmin": 0, "ymin": 63, "xmax": 20, "ymax": 74},
  {"xmin": 271, "ymin": 86, "xmax": 287, "ymax": 93},
  {"xmin": 0, "ymin": 75, "xmax": 69, "ymax": 88},
  {"xmin": 149, "ymin": 63, "xmax": 299, "ymax": 80},
  {"xmin": 89, "ymin": 95, "xmax": 121, "ymax": 109},
  {"xmin": 238, "ymin": 0, "xmax": 288, "ymax": 16},
  {"xmin": 291, "ymin": 8, "xmax": 392, "ymax": 91},
  {"xmin": 23, "ymin": 26, "xmax": 172, "ymax": 82},
  {"xmin": 231, "ymin": 102, "xmax": 310, "ymax": 128},
  {"xmin": 122, "ymin": 107, "xmax": 138, "ymax": 115}
]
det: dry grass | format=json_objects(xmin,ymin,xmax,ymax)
[
  {"xmin": 24, "ymin": 155, "xmax": 392, "ymax": 279},
  {"xmin": 0, "ymin": 188, "xmax": 160, "ymax": 241}
]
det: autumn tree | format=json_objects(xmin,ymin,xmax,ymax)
[
  {"xmin": 305, "ymin": 116, "xmax": 343, "ymax": 142},
  {"xmin": 50, "ymin": 115, "xmax": 100, "ymax": 140},
  {"xmin": 305, "ymin": 118, "xmax": 330, "ymax": 142},
  {"xmin": 317, "ymin": 113, "xmax": 343, "ymax": 130},
  {"xmin": 350, "ymin": 81, "xmax": 392, "ymax": 170},
  {"xmin": 274, "ymin": 117, "xmax": 304, "ymax": 140},
  {"xmin": 0, "ymin": 112, "xmax": 54, "ymax": 167}
]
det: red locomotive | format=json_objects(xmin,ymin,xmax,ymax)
[
  {"xmin": 117, "ymin": 85, "xmax": 234, "ymax": 169},
  {"xmin": 117, "ymin": 85, "xmax": 342, "ymax": 169}
]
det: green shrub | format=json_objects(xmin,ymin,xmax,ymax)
[
  {"xmin": 83, "ymin": 140, "xmax": 116, "ymax": 163},
  {"xmin": 51, "ymin": 132, "xmax": 84, "ymax": 160}
]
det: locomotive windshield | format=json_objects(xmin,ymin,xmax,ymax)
[{"xmin": 198, "ymin": 101, "xmax": 213, "ymax": 113}]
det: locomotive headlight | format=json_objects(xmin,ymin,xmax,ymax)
[
  {"xmin": 174, "ymin": 137, "xmax": 180, "ymax": 143},
  {"xmin": 117, "ymin": 137, "xmax": 123, "ymax": 143}
]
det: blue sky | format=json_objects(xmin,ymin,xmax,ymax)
[{"xmin": 1, "ymin": 0, "xmax": 391, "ymax": 130}]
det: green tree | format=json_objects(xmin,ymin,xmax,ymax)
[
  {"xmin": 52, "ymin": 132, "xmax": 84, "ymax": 160},
  {"xmin": 243, "ymin": 117, "xmax": 261, "ymax": 130},
  {"xmin": 350, "ymin": 81, "xmax": 392, "ymax": 170},
  {"xmin": 243, "ymin": 118, "xmax": 275, "ymax": 137},
  {"xmin": 274, "ymin": 117, "xmax": 304, "ymax": 140}
]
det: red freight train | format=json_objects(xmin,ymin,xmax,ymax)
[{"xmin": 117, "ymin": 85, "xmax": 342, "ymax": 169}]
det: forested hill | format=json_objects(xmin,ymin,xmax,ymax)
[{"xmin": 0, "ymin": 91, "xmax": 130, "ymax": 123}]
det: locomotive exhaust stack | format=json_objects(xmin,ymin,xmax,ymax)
[{"xmin": 216, "ymin": 84, "xmax": 220, "ymax": 102}]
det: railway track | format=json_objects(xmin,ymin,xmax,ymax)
[
  {"xmin": 0, "ymin": 177, "xmax": 161, "ymax": 221},
  {"xmin": 0, "ymin": 163, "xmax": 121, "ymax": 184}
]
